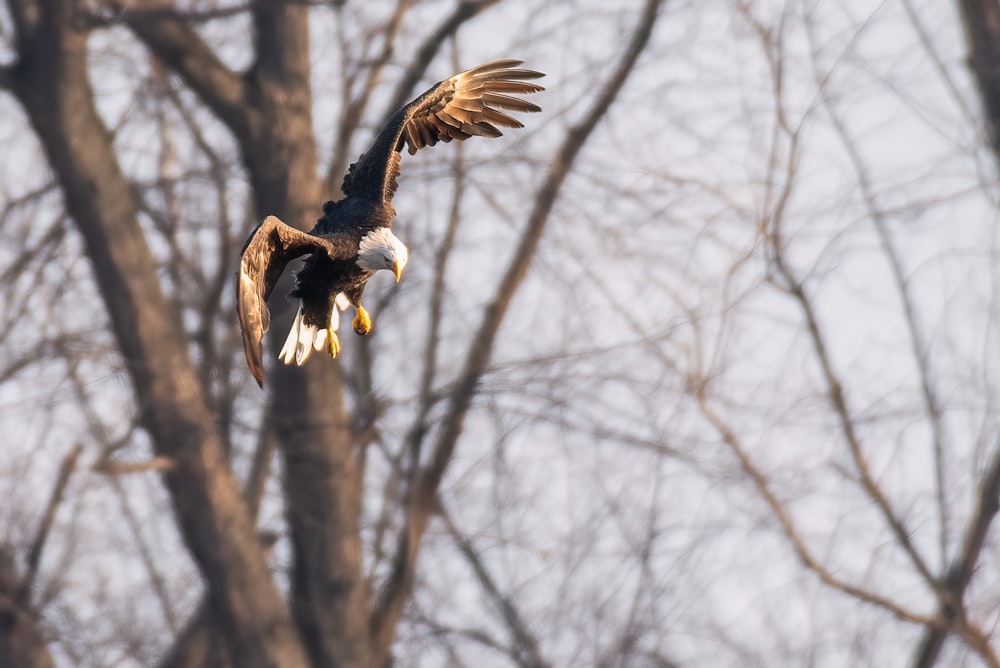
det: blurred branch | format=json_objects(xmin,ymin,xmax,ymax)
[
  {"xmin": 798, "ymin": 2, "xmax": 957, "ymax": 585},
  {"xmin": 411, "ymin": 609, "xmax": 517, "ymax": 661},
  {"xmin": 0, "ymin": 333, "xmax": 87, "ymax": 384},
  {"xmin": 110, "ymin": 480, "xmax": 180, "ymax": 633},
  {"xmin": 369, "ymin": 0, "xmax": 667, "ymax": 662},
  {"xmin": 15, "ymin": 444, "xmax": 83, "ymax": 608},
  {"xmin": 325, "ymin": 0, "xmax": 411, "ymax": 194},
  {"xmin": 368, "ymin": 439, "xmax": 407, "ymax": 580},
  {"xmin": 104, "ymin": 0, "xmax": 341, "ymax": 24},
  {"xmin": 93, "ymin": 457, "xmax": 176, "ymax": 475},
  {"xmin": 439, "ymin": 504, "xmax": 549, "ymax": 668},
  {"xmin": 900, "ymin": 0, "xmax": 979, "ymax": 130},
  {"xmin": 150, "ymin": 65, "xmax": 239, "ymax": 417},
  {"xmin": 956, "ymin": 0, "xmax": 1000, "ymax": 168},
  {"xmin": 768, "ymin": 242, "xmax": 938, "ymax": 587},
  {"xmin": 403, "ymin": 143, "xmax": 467, "ymax": 491},
  {"xmin": 757, "ymin": 0, "xmax": 939, "ymax": 609},
  {"xmin": 92, "ymin": 2, "xmax": 255, "ymax": 24},
  {"xmin": 418, "ymin": 0, "xmax": 664, "ymax": 517},
  {"xmin": 0, "ymin": 218, "xmax": 66, "ymax": 291},
  {"xmin": 157, "ymin": 602, "xmax": 231, "ymax": 668},
  {"xmin": 694, "ymin": 388, "xmax": 939, "ymax": 627},
  {"xmin": 0, "ymin": 181, "xmax": 59, "ymax": 219},
  {"xmin": 60, "ymin": 352, "xmax": 182, "ymax": 635},
  {"xmin": 816, "ymin": 81, "xmax": 951, "ymax": 567},
  {"xmin": 912, "ymin": 438, "xmax": 1000, "ymax": 667},
  {"xmin": 154, "ymin": 531, "xmax": 289, "ymax": 668},
  {"xmin": 384, "ymin": 0, "xmax": 502, "ymax": 114},
  {"xmin": 916, "ymin": 3, "xmax": 1000, "ymax": 661},
  {"xmin": 954, "ymin": 615, "xmax": 1000, "ymax": 668},
  {"xmin": 243, "ymin": 416, "xmax": 276, "ymax": 519},
  {"xmin": 121, "ymin": 2, "xmax": 254, "ymax": 135},
  {"xmin": 596, "ymin": 465, "xmax": 670, "ymax": 668},
  {"xmin": 0, "ymin": 238, "xmax": 77, "ymax": 357}
]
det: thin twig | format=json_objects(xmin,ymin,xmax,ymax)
[
  {"xmin": 439, "ymin": 502, "xmax": 549, "ymax": 668},
  {"xmin": 325, "ymin": 0, "xmax": 412, "ymax": 194},
  {"xmin": 15, "ymin": 444, "xmax": 83, "ymax": 607},
  {"xmin": 695, "ymin": 390, "xmax": 939, "ymax": 627}
]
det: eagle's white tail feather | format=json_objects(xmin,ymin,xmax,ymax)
[
  {"xmin": 313, "ymin": 328, "xmax": 328, "ymax": 352},
  {"xmin": 294, "ymin": 325, "xmax": 313, "ymax": 365},
  {"xmin": 279, "ymin": 299, "xmax": 349, "ymax": 366},
  {"xmin": 278, "ymin": 309, "xmax": 301, "ymax": 364},
  {"xmin": 278, "ymin": 305, "xmax": 318, "ymax": 366}
]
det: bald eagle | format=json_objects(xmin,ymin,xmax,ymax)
[{"xmin": 237, "ymin": 60, "xmax": 544, "ymax": 387}]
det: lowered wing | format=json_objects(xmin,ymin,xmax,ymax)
[
  {"xmin": 237, "ymin": 215, "xmax": 342, "ymax": 387},
  {"xmin": 342, "ymin": 60, "xmax": 544, "ymax": 202}
]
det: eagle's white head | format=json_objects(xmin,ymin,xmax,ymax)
[{"xmin": 357, "ymin": 226, "xmax": 408, "ymax": 281}]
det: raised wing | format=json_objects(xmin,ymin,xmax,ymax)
[
  {"xmin": 342, "ymin": 60, "xmax": 544, "ymax": 202},
  {"xmin": 237, "ymin": 215, "xmax": 344, "ymax": 387}
]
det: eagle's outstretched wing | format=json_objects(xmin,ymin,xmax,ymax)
[
  {"xmin": 342, "ymin": 60, "xmax": 544, "ymax": 202},
  {"xmin": 237, "ymin": 215, "xmax": 346, "ymax": 387}
]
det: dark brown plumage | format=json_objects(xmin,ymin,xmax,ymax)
[{"xmin": 237, "ymin": 60, "xmax": 544, "ymax": 387}]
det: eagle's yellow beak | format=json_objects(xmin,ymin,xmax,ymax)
[{"xmin": 393, "ymin": 259, "xmax": 404, "ymax": 283}]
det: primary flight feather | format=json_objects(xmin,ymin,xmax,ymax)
[{"xmin": 237, "ymin": 60, "xmax": 545, "ymax": 387}]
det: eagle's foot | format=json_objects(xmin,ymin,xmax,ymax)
[
  {"xmin": 327, "ymin": 328, "xmax": 341, "ymax": 358},
  {"xmin": 352, "ymin": 305, "xmax": 372, "ymax": 336}
]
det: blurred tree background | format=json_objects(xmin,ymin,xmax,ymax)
[{"xmin": 1, "ymin": 0, "xmax": 1000, "ymax": 666}]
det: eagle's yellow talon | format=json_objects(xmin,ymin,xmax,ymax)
[
  {"xmin": 352, "ymin": 306, "xmax": 372, "ymax": 336},
  {"xmin": 327, "ymin": 329, "xmax": 341, "ymax": 358}
]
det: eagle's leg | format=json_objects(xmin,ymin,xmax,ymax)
[
  {"xmin": 325, "ymin": 295, "xmax": 344, "ymax": 358},
  {"xmin": 352, "ymin": 305, "xmax": 373, "ymax": 336},
  {"xmin": 326, "ymin": 328, "xmax": 341, "ymax": 358}
]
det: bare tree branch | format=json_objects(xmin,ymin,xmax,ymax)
[
  {"xmin": 439, "ymin": 504, "xmax": 549, "ymax": 668},
  {"xmin": 93, "ymin": 457, "xmax": 176, "ymax": 475},
  {"xmin": 324, "ymin": 0, "xmax": 412, "ymax": 194},
  {"xmin": 15, "ymin": 444, "xmax": 82, "ymax": 608},
  {"xmin": 118, "ymin": 2, "xmax": 255, "ymax": 136},
  {"xmin": 819, "ymin": 91, "xmax": 952, "ymax": 567},
  {"xmin": 751, "ymin": 7, "xmax": 939, "ymax": 597},
  {"xmin": 243, "ymin": 416, "xmax": 276, "ymax": 520},
  {"xmin": 369, "ymin": 0, "xmax": 667, "ymax": 662},
  {"xmin": 769, "ymin": 246, "xmax": 938, "ymax": 585},
  {"xmin": 110, "ymin": 480, "xmax": 180, "ymax": 633},
  {"xmin": 94, "ymin": 2, "xmax": 255, "ymax": 25},
  {"xmin": 912, "ymin": 439, "xmax": 1000, "ymax": 668},
  {"xmin": 695, "ymin": 386, "xmax": 940, "ymax": 628}
]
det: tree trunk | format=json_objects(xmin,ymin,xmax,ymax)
[
  {"xmin": 5, "ymin": 1, "xmax": 308, "ymax": 665},
  {"xmin": 957, "ymin": 0, "xmax": 1000, "ymax": 164},
  {"xmin": 128, "ymin": 3, "xmax": 373, "ymax": 664}
]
